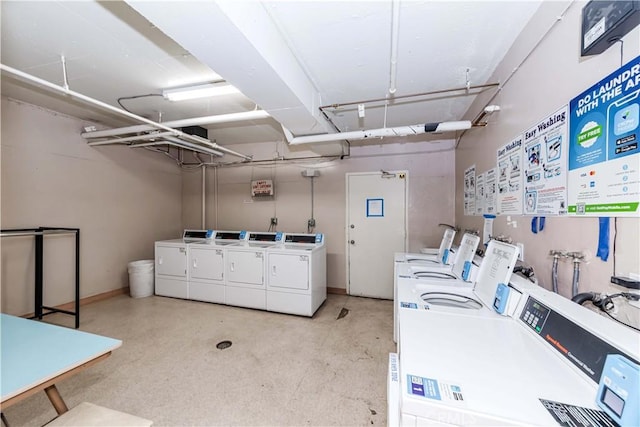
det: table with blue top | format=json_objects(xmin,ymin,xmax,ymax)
[{"xmin": 0, "ymin": 313, "xmax": 122, "ymax": 414}]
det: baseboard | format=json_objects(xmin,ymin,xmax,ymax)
[
  {"xmin": 22, "ymin": 287, "xmax": 129, "ymax": 318},
  {"xmin": 327, "ymin": 287, "xmax": 347, "ymax": 295}
]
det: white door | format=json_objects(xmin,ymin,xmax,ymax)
[
  {"xmin": 226, "ymin": 250, "xmax": 264, "ymax": 286},
  {"xmin": 268, "ymin": 253, "xmax": 309, "ymax": 290},
  {"xmin": 190, "ymin": 247, "xmax": 224, "ymax": 281},
  {"xmin": 155, "ymin": 245, "xmax": 187, "ymax": 278},
  {"xmin": 346, "ymin": 171, "xmax": 407, "ymax": 299}
]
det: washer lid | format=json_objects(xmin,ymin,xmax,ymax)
[{"xmin": 420, "ymin": 292, "xmax": 483, "ymax": 310}]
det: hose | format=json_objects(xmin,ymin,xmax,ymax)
[
  {"xmin": 572, "ymin": 258, "xmax": 581, "ymax": 297},
  {"xmin": 571, "ymin": 292, "xmax": 597, "ymax": 305},
  {"xmin": 551, "ymin": 254, "xmax": 559, "ymax": 293}
]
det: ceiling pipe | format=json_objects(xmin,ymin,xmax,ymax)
[
  {"xmin": 81, "ymin": 110, "xmax": 270, "ymax": 139},
  {"xmin": 320, "ymin": 83, "xmax": 499, "ymax": 111},
  {"xmin": 282, "ymin": 121, "xmax": 471, "ymax": 145},
  {"xmin": 0, "ymin": 63, "xmax": 252, "ymax": 160},
  {"xmin": 130, "ymin": 139, "xmax": 223, "ymax": 157},
  {"xmin": 388, "ymin": 0, "xmax": 401, "ymax": 95},
  {"xmin": 87, "ymin": 131, "xmax": 176, "ymax": 146}
]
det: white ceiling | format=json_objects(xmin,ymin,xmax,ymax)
[{"xmin": 1, "ymin": 1, "xmax": 542, "ymax": 151}]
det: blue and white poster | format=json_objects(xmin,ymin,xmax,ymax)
[
  {"xmin": 484, "ymin": 168, "xmax": 497, "ymax": 215},
  {"xmin": 475, "ymin": 171, "xmax": 485, "ymax": 215},
  {"xmin": 497, "ymin": 135, "xmax": 524, "ymax": 215},
  {"xmin": 523, "ymin": 106, "xmax": 569, "ymax": 216},
  {"xmin": 568, "ymin": 56, "xmax": 640, "ymax": 216},
  {"xmin": 464, "ymin": 165, "xmax": 476, "ymax": 216}
]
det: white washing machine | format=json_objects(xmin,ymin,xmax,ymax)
[
  {"xmin": 389, "ymin": 283, "xmax": 640, "ymax": 426},
  {"xmin": 155, "ymin": 229, "xmax": 213, "ymax": 299},
  {"xmin": 225, "ymin": 231, "xmax": 283, "ymax": 310},
  {"xmin": 393, "ymin": 233, "xmax": 482, "ymax": 343},
  {"xmin": 266, "ymin": 233, "xmax": 326, "ymax": 317},
  {"xmin": 394, "ymin": 227, "xmax": 458, "ymax": 266},
  {"xmin": 188, "ymin": 230, "xmax": 246, "ymax": 304}
]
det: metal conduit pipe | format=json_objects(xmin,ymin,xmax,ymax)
[
  {"xmin": 567, "ymin": 252, "xmax": 585, "ymax": 298},
  {"xmin": 0, "ymin": 63, "xmax": 253, "ymax": 160},
  {"xmin": 81, "ymin": 110, "xmax": 270, "ymax": 139},
  {"xmin": 130, "ymin": 140, "xmax": 222, "ymax": 157},
  {"xmin": 202, "ymin": 165, "xmax": 206, "ymax": 230},
  {"xmin": 87, "ymin": 131, "xmax": 176, "ymax": 146},
  {"xmin": 388, "ymin": 0, "xmax": 401, "ymax": 94}
]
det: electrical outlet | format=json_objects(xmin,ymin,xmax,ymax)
[
  {"xmin": 308, "ymin": 218, "xmax": 316, "ymax": 228},
  {"xmin": 270, "ymin": 217, "xmax": 278, "ymax": 226},
  {"xmin": 516, "ymin": 242, "xmax": 524, "ymax": 261}
]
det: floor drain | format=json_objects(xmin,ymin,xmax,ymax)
[{"xmin": 216, "ymin": 340, "xmax": 232, "ymax": 350}]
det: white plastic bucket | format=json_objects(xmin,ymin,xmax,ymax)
[{"xmin": 128, "ymin": 260, "xmax": 154, "ymax": 298}]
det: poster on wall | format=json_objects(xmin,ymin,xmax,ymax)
[
  {"xmin": 484, "ymin": 168, "xmax": 497, "ymax": 215},
  {"xmin": 523, "ymin": 106, "xmax": 569, "ymax": 215},
  {"xmin": 568, "ymin": 55, "xmax": 640, "ymax": 216},
  {"xmin": 497, "ymin": 135, "xmax": 524, "ymax": 215},
  {"xmin": 464, "ymin": 165, "xmax": 476, "ymax": 216},
  {"xmin": 475, "ymin": 172, "xmax": 486, "ymax": 215}
]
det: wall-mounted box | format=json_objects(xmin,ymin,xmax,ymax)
[{"xmin": 581, "ymin": 1, "xmax": 640, "ymax": 57}]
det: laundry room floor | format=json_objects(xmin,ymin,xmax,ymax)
[{"xmin": 4, "ymin": 293, "xmax": 395, "ymax": 426}]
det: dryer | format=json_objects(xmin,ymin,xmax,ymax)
[
  {"xmin": 188, "ymin": 230, "xmax": 246, "ymax": 304},
  {"xmin": 155, "ymin": 229, "xmax": 212, "ymax": 299},
  {"xmin": 266, "ymin": 233, "xmax": 326, "ymax": 317},
  {"xmin": 225, "ymin": 231, "xmax": 283, "ymax": 310}
]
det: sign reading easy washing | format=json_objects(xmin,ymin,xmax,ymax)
[{"xmin": 568, "ymin": 56, "xmax": 640, "ymax": 216}]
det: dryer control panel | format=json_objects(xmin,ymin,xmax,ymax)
[{"xmin": 284, "ymin": 233, "xmax": 324, "ymax": 245}]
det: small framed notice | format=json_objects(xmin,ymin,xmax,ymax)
[{"xmin": 366, "ymin": 198, "xmax": 384, "ymax": 217}]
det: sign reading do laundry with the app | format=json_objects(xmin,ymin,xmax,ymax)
[{"xmin": 568, "ymin": 55, "xmax": 640, "ymax": 216}]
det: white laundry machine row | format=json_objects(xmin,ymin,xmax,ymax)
[
  {"xmin": 389, "ymin": 252, "xmax": 640, "ymax": 425},
  {"xmin": 155, "ymin": 230, "xmax": 327, "ymax": 317}
]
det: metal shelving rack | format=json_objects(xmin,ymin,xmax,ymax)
[{"xmin": 0, "ymin": 227, "xmax": 80, "ymax": 328}]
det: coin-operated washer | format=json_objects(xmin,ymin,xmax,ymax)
[
  {"xmin": 266, "ymin": 233, "xmax": 326, "ymax": 317},
  {"xmin": 394, "ymin": 227, "xmax": 457, "ymax": 265},
  {"xmin": 393, "ymin": 233, "xmax": 482, "ymax": 343},
  {"xmin": 155, "ymin": 229, "xmax": 212, "ymax": 299},
  {"xmin": 225, "ymin": 231, "xmax": 283, "ymax": 310},
  {"xmin": 188, "ymin": 230, "xmax": 246, "ymax": 304},
  {"xmin": 389, "ymin": 272, "xmax": 640, "ymax": 426}
]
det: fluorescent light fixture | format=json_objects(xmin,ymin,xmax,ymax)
[{"xmin": 163, "ymin": 83, "xmax": 240, "ymax": 101}]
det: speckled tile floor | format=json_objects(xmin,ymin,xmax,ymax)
[{"xmin": 3, "ymin": 293, "xmax": 395, "ymax": 426}]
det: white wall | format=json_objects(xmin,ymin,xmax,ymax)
[
  {"xmin": 182, "ymin": 139, "xmax": 456, "ymax": 290},
  {"xmin": 456, "ymin": 1, "xmax": 640, "ymax": 298},
  {"xmin": 1, "ymin": 98, "xmax": 183, "ymax": 316}
]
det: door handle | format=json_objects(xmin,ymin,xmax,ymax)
[
  {"xmin": 158, "ymin": 257, "xmax": 163, "ymax": 265},
  {"xmin": 193, "ymin": 258, "xmax": 197, "ymax": 268},
  {"xmin": 230, "ymin": 262, "xmax": 235, "ymax": 272},
  {"xmin": 350, "ymin": 240, "xmax": 355, "ymax": 245},
  {"xmin": 272, "ymin": 265, "xmax": 276, "ymax": 276}
]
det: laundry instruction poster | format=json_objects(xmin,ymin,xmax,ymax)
[
  {"xmin": 523, "ymin": 106, "xmax": 569, "ymax": 215},
  {"xmin": 484, "ymin": 168, "xmax": 497, "ymax": 215},
  {"xmin": 475, "ymin": 172, "xmax": 485, "ymax": 215},
  {"xmin": 464, "ymin": 165, "xmax": 476, "ymax": 215},
  {"xmin": 497, "ymin": 135, "xmax": 524, "ymax": 215},
  {"xmin": 568, "ymin": 55, "xmax": 640, "ymax": 216}
]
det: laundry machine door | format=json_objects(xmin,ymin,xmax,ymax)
[
  {"xmin": 156, "ymin": 245, "xmax": 187, "ymax": 278},
  {"xmin": 268, "ymin": 253, "xmax": 309, "ymax": 290},
  {"xmin": 190, "ymin": 247, "xmax": 224, "ymax": 281},
  {"xmin": 226, "ymin": 250, "xmax": 264, "ymax": 286}
]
